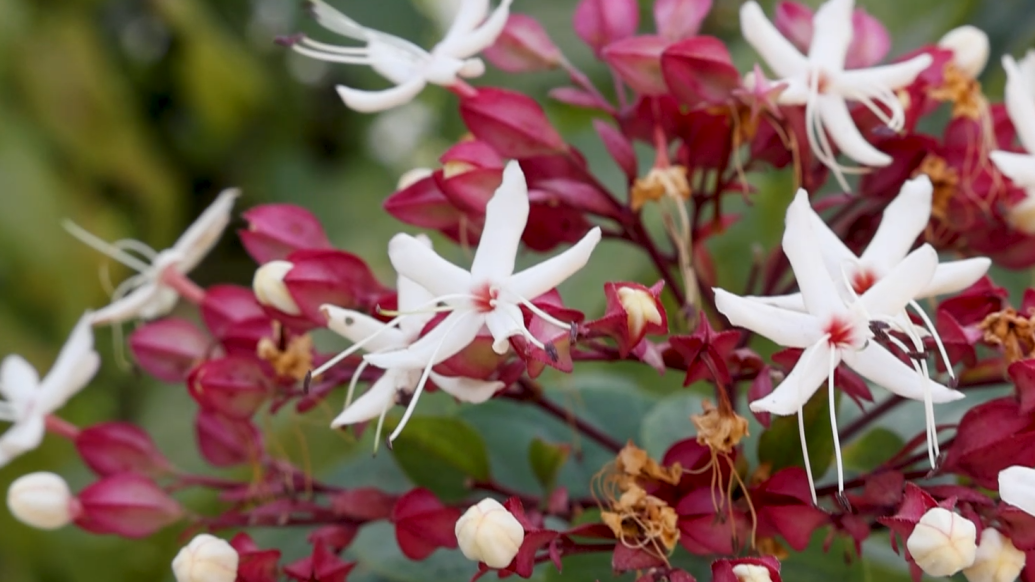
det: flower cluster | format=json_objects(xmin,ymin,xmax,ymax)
[{"xmin": 7, "ymin": 0, "xmax": 1035, "ymax": 581}]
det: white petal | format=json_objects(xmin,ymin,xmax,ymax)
[
  {"xmin": 990, "ymin": 150, "xmax": 1035, "ymax": 188},
  {"xmin": 437, "ymin": 0, "xmax": 490, "ymax": 46},
  {"xmin": 323, "ymin": 306, "xmax": 408, "ymax": 352},
  {"xmin": 1004, "ymin": 55, "xmax": 1035, "ymax": 154},
  {"xmin": 330, "ymin": 373, "xmax": 398, "ymax": 427},
  {"xmin": 0, "ymin": 356, "xmax": 40, "ymax": 405},
  {"xmin": 363, "ymin": 310, "xmax": 484, "ymax": 369},
  {"xmin": 173, "ymin": 189, "xmax": 239, "ymax": 273},
  {"xmin": 435, "ymin": 0, "xmax": 512, "ymax": 59},
  {"xmin": 483, "ymin": 303, "xmax": 526, "ymax": 354},
  {"xmin": 816, "ymin": 95, "xmax": 892, "ymax": 167},
  {"xmin": 739, "ymin": 1, "xmax": 808, "ymax": 78},
  {"xmin": 137, "ymin": 284, "xmax": 180, "ymax": 320},
  {"xmin": 807, "ymin": 0, "xmax": 853, "ymax": 72},
  {"xmin": 859, "ymin": 244, "xmax": 937, "ymax": 315},
  {"xmin": 805, "ymin": 207, "xmax": 859, "ymax": 292},
  {"xmin": 90, "ymin": 282, "xmax": 167, "ymax": 326},
  {"xmin": 835, "ymin": 54, "xmax": 933, "ymax": 92},
  {"xmin": 396, "ymin": 235, "xmax": 437, "ymax": 312},
  {"xmin": 918, "ymin": 258, "xmax": 991, "ymax": 298},
  {"xmin": 308, "ymin": 0, "xmax": 374, "ymax": 41},
  {"xmin": 36, "ymin": 312, "xmax": 100, "ymax": 414},
  {"xmin": 470, "ymin": 161, "xmax": 529, "ymax": 283},
  {"xmin": 841, "ymin": 343, "xmax": 964, "ymax": 403},
  {"xmin": 1000, "ymin": 466, "xmax": 1035, "ymax": 518},
  {"xmin": 859, "ymin": 176, "xmax": 933, "ymax": 270},
  {"xmin": 335, "ymin": 78, "xmax": 427, "ymax": 113},
  {"xmin": 749, "ymin": 341, "xmax": 833, "ymax": 415},
  {"xmin": 506, "ymin": 228, "xmax": 601, "ymax": 301},
  {"xmin": 714, "ymin": 289, "xmax": 823, "ymax": 348},
  {"xmin": 0, "ymin": 415, "xmax": 46, "ymax": 468},
  {"xmin": 745, "ymin": 292, "xmax": 807, "ymax": 311},
  {"xmin": 430, "ymin": 372, "xmax": 504, "ymax": 404},
  {"xmin": 784, "ymin": 190, "xmax": 843, "ymax": 318},
  {"xmin": 387, "ymin": 233, "xmax": 472, "ymax": 299}
]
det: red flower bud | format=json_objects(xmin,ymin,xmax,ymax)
[
  {"xmin": 573, "ymin": 0, "xmax": 640, "ymax": 55},
  {"xmin": 661, "ymin": 36, "xmax": 740, "ymax": 106},
  {"xmin": 283, "ymin": 249, "xmax": 389, "ymax": 323},
  {"xmin": 1009, "ymin": 359, "xmax": 1035, "ymax": 416},
  {"xmin": 308, "ymin": 525, "xmax": 360, "ymax": 553},
  {"xmin": 460, "ymin": 88, "xmax": 567, "ymax": 158},
  {"xmin": 383, "ymin": 173, "xmax": 485, "ymax": 244},
  {"xmin": 231, "ymin": 533, "xmax": 282, "ymax": 582},
  {"xmin": 391, "ymin": 488, "xmax": 461, "ymax": 560},
  {"xmin": 750, "ymin": 468, "xmax": 829, "ymax": 551},
  {"xmin": 188, "ymin": 356, "xmax": 273, "ymax": 419},
  {"xmin": 654, "ymin": 0, "xmax": 712, "ymax": 41},
  {"xmin": 195, "ymin": 409, "xmax": 264, "ymax": 467},
  {"xmin": 332, "ymin": 488, "xmax": 398, "ymax": 521},
  {"xmin": 593, "ymin": 119, "xmax": 638, "ymax": 182},
  {"xmin": 773, "ymin": 1, "xmax": 812, "ymax": 52},
  {"xmin": 483, "ymin": 14, "xmax": 561, "ymax": 73},
  {"xmin": 603, "ymin": 36, "xmax": 672, "ymax": 96},
  {"xmin": 284, "ymin": 543, "xmax": 355, "ymax": 582},
  {"xmin": 239, "ymin": 204, "xmax": 331, "ymax": 264},
  {"xmin": 75, "ymin": 422, "xmax": 172, "ymax": 478},
  {"xmin": 201, "ymin": 285, "xmax": 269, "ymax": 340},
  {"xmin": 129, "ymin": 318, "xmax": 211, "ymax": 382},
  {"xmin": 74, "ymin": 474, "xmax": 183, "ymax": 538},
  {"xmin": 587, "ymin": 281, "xmax": 668, "ymax": 357}
]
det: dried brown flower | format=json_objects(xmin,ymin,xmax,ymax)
[
  {"xmin": 258, "ymin": 329, "xmax": 314, "ymax": 381},
  {"xmin": 631, "ymin": 166, "xmax": 690, "ymax": 211},
  {"xmin": 691, "ymin": 400, "xmax": 750, "ymax": 455},
  {"xmin": 980, "ymin": 308, "xmax": 1035, "ymax": 364}
]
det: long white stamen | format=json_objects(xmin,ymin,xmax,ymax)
[
  {"xmin": 883, "ymin": 329, "xmax": 938, "ymax": 468},
  {"xmin": 290, "ymin": 44, "xmax": 375, "ymax": 65},
  {"xmin": 344, "ymin": 359, "xmax": 370, "ymax": 410},
  {"xmin": 509, "ymin": 291, "xmax": 573, "ymax": 332},
  {"xmin": 313, "ymin": 317, "xmax": 405, "ymax": 378},
  {"xmin": 112, "ymin": 239, "xmax": 159, "ymax": 261},
  {"xmin": 300, "ymin": 37, "xmax": 370, "ymax": 55},
  {"xmin": 829, "ymin": 346, "xmax": 845, "ymax": 496},
  {"xmin": 798, "ymin": 406, "xmax": 818, "ymax": 506},
  {"xmin": 372, "ymin": 402, "xmax": 391, "ymax": 456},
  {"xmin": 63, "ymin": 220, "xmax": 153, "ymax": 273},
  {"xmin": 908, "ymin": 299, "xmax": 955, "ymax": 380},
  {"xmin": 498, "ymin": 304, "xmax": 547, "ymax": 351},
  {"xmin": 110, "ymin": 273, "xmax": 148, "ymax": 302}
]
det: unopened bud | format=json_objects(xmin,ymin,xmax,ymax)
[
  {"xmin": 455, "ymin": 498, "xmax": 525, "ymax": 569},
  {"xmin": 6, "ymin": 472, "xmax": 76, "ymax": 530},
  {"xmin": 938, "ymin": 26, "xmax": 990, "ymax": 78},
  {"xmin": 999, "ymin": 465, "xmax": 1035, "ymax": 517},
  {"xmin": 906, "ymin": 507, "xmax": 978, "ymax": 577},
  {"xmin": 963, "ymin": 529, "xmax": 1026, "ymax": 582},
  {"xmin": 252, "ymin": 261, "xmax": 301, "ymax": 316},
  {"xmin": 397, "ymin": 167, "xmax": 433, "ymax": 190},
  {"xmin": 732, "ymin": 564, "xmax": 772, "ymax": 582},
  {"xmin": 172, "ymin": 534, "xmax": 240, "ymax": 582},
  {"xmin": 618, "ymin": 286, "xmax": 663, "ymax": 340}
]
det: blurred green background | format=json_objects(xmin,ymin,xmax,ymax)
[{"xmin": 1, "ymin": 0, "xmax": 1034, "ymax": 580}]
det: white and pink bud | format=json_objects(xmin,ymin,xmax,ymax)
[
  {"xmin": 252, "ymin": 261, "xmax": 301, "ymax": 316},
  {"xmin": 455, "ymin": 498, "xmax": 525, "ymax": 569},
  {"xmin": 732, "ymin": 563, "xmax": 773, "ymax": 582},
  {"xmin": 938, "ymin": 25, "xmax": 990, "ymax": 78},
  {"xmin": 963, "ymin": 528, "xmax": 1026, "ymax": 582},
  {"xmin": 906, "ymin": 507, "xmax": 978, "ymax": 577},
  {"xmin": 172, "ymin": 534, "xmax": 240, "ymax": 582},
  {"xmin": 6, "ymin": 472, "xmax": 77, "ymax": 530}
]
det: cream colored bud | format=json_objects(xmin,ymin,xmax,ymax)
[
  {"xmin": 907, "ymin": 507, "xmax": 978, "ymax": 577},
  {"xmin": 938, "ymin": 25, "xmax": 990, "ymax": 77},
  {"xmin": 455, "ymin": 498, "xmax": 525, "ymax": 569},
  {"xmin": 964, "ymin": 528, "xmax": 1026, "ymax": 582},
  {"xmin": 733, "ymin": 564, "xmax": 772, "ymax": 582},
  {"xmin": 252, "ymin": 261, "xmax": 301, "ymax": 315},
  {"xmin": 172, "ymin": 534, "xmax": 239, "ymax": 582},
  {"xmin": 617, "ymin": 287, "xmax": 663, "ymax": 340},
  {"xmin": 397, "ymin": 167, "xmax": 433, "ymax": 190},
  {"xmin": 6, "ymin": 472, "xmax": 74, "ymax": 530},
  {"xmin": 1007, "ymin": 199, "xmax": 1035, "ymax": 236}
]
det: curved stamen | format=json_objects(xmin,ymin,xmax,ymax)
[
  {"xmin": 908, "ymin": 299, "xmax": 955, "ymax": 380},
  {"xmin": 300, "ymin": 37, "xmax": 370, "ymax": 55},
  {"xmin": 344, "ymin": 358, "xmax": 371, "ymax": 410},
  {"xmin": 64, "ymin": 221, "xmax": 153, "ymax": 273},
  {"xmin": 798, "ymin": 406, "xmax": 817, "ymax": 506},
  {"xmin": 829, "ymin": 346, "xmax": 845, "ymax": 496},
  {"xmin": 112, "ymin": 239, "xmax": 159, "ymax": 261},
  {"xmin": 290, "ymin": 44, "xmax": 375, "ymax": 65},
  {"xmin": 508, "ymin": 291, "xmax": 572, "ymax": 332},
  {"xmin": 372, "ymin": 400, "xmax": 392, "ymax": 456}
]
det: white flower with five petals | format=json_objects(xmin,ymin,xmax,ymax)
[
  {"xmin": 990, "ymin": 51, "xmax": 1035, "ymax": 233},
  {"xmin": 65, "ymin": 190, "xmax": 239, "ymax": 326},
  {"xmin": 740, "ymin": 0, "xmax": 932, "ymax": 190},
  {"xmin": 0, "ymin": 313, "xmax": 99, "ymax": 468},
  {"xmin": 286, "ymin": 0, "xmax": 512, "ymax": 112}
]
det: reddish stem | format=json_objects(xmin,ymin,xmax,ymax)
[
  {"xmin": 160, "ymin": 267, "xmax": 205, "ymax": 305},
  {"xmin": 449, "ymin": 79, "xmax": 479, "ymax": 99},
  {"xmin": 45, "ymin": 415, "xmax": 80, "ymax": 440},
  {"xmin": 508, "ymin": 379, "xmax": 623, "ymax": 454}
]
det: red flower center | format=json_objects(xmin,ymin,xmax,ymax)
[
  {"xmin": 472, "ymin": 282, "xmax": 499, "ymax": 313},
  {"xmin": 824, "ymin": 315, "xmax": 859, "ymax": 349},
  {"xmin": 851, "ymin": 269, "xmax": 879, "ymax": 295}
]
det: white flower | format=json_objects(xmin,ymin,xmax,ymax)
[
  {"xmin": 253, "ymin": 260, "xmax": 301, "ymax": 315},
  {"xmin": 0, "ymin": 313, "xmax": 99, "ymax": 468},
  {"xmin": 618, "ymin": 287, "xmax": 664, "ymax": 341},
  {"xmin": 732, "ymin": 564, "xmax": 772, "ymax": 582},
  {"xmin": 172, "ymin": 534, "xmax": 239, "ymax": 582},
  {"xmin": 6, "ymin": 472, "xmax": 75, "ymax": 530},
  {"xmin": 906, "ymin": 507, "xmax": 977, "ymax": 577},
  {"xmin": 65, "ymin": 189, "xmax": 239, "ymax": 326},
  {"xmin": 999, "ymin": 465, "xmax": 1035, "ymax": 517},
  {"xmin": 990, "ymin": 51, "xmax": 1035, "ymax": 234},
  {"xmin": 938, "ymin": 25, "xmax": 990, "ymax": 78},
  {"xmin": 363, "ymin": 161, "xmax": 600, "ymax": 441},
  {"xmin": 455, "ymin": 498, "xmax": 525, "ymax": 569},
  {"xmin": 714, "ymin": 189, "xmax": 963, "ymax": 500},
  {"xmin": 315, "ymin": 236, "xmax": 504, "ymax": 440},
  {"xmin": 740, "ymin": 0, "xmax": 932, "ymax": 190},
  {"xmin": 963, "ymin": 528, "xmax": 1026, "ymax": 582},
  {"xmin": 286, "ymin": 0, "xmax": 512, "ymax": 112}
]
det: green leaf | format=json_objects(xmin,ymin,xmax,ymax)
[
  {"xmin": 640, "ymin": 390, "xmax": 706, "ymax": 459},
  {"xmin": 529, "ymin": 437, "xmax": 571, "ymax": 491},
  {"xmin": 347, "ymin": 522, "xmax": 502, "ymax": 582},
  {"xmin": 843, "ymin": 428, "xmax": 904, "ymax": 472},
  {"xmin": 757, "ymin": 388, "xmax": 838, "ymax": 479},
  {"xmin": 389, "ymin": 416, "xmax": 491, "ymax": 502}
]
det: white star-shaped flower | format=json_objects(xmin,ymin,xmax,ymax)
[
  {"xmin": 740, "ymin": 0, "xmax": 932, "ymax": 190},
  {"xmin": 990, "ymin": 51, "xmax": 1035, "ymax": 233},
  {"xmin": 0, "ymin": 313, "xmax": 99, "ymax": 467},
  {"xmin": 65, "ymin": 190, "xmax": 239, "ymax": 326},
  {"xmin": 286, "ymin": 0, "xmax": 512, "ymax": 112}
]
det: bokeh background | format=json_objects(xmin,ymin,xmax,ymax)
[{"xmin": 1, "ymin": 0, "xmax": 1034, "ymax": 580}]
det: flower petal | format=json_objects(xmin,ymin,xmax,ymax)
[
  {"xmin": 859, "ymin": 244, "xmax": 937, "ymax": 315},
  {"xmin": 834, "ymin": 54, "xmax": 933, "ymax": 92},
  {"xmin": 0, "ymin": 356, "xmax": 39, "ymax": 405},
  {"xmin": 483, "ymin": 302, "xmax": 526, "ymax": 354},
  {"xmin": 739, "ymin": 1, "xmax": 808, "ymax": 78},
  {"xmin": 714, "ymin": 289, "xmax": 822, "ymax": 348},
  {"xmin": 1004, "ymin": 55, "xmax": 1035, "ymax": 154},
  {"xmin": 816, "ymin": 95, "xmax": 892, "ymax": 167},
  {"xmin": 335, "ymin": 77, "xmax": 427, "ymax": 113},
  {"xmin": 330, "ymin": 373, "xmax": 398, "ymax": 427},
  {"xmin": 999, "ymin": 466, "xmax": 1035, "ymax": 518},
  {"xmin": 0, "ymin": 415, "xmax": 46, "ymax": 468},
  {"xmin": 91, "ymin": 283, "xmax": 167, "ymax": 326},
  {"xmin": 841, "ymin": 342, "xmax": 964, "ymax": 403},
  {"xmin": 322, "ymin": 305, "xmax": 408, "ymax": 352},
  {"xmin": 396, "ymin": 235, "xmax": 437, "ymax": 312},
  {"xmin": 438, "ymin": 0, "xmax": 490, "ymax": 45},
  {"xmin": 859, "ymin": 176, "xmax": 933, "ymax": 270},
  {"xmin": 173, "ymin": 189, "xmax": 239, "ymax": 273},
  {"xmin": 436, "ymin": 0, "xmax": 513, "ymax": 59},
  {"xmin": 470, "ymin": 160, "xmax": 529, "ymax": 283},
  {"xmin": 430, "ymin": 372, "xmax": 504, "ymax": 404},
  {"xmin": 308, "ymin": 0, "xmax": 375, "ymax": 41},
  {"xmin": 506, "ymin": 227, "xmax": 601, "ymax": 300},
  {"xmin": 745, "ymin": 292, "xmax": 807, "ymax": 311},
  {"xmin": 919, "ymin": 258, "xmax": 991, "ymax": 298},
  {"xmin": 805, "ymin": 206, "xmax": 858, "ymax": 289},
  {"xmin": 37, "ymin": 312, "xmax": 100, "ymax": 414},
  {"xmin": 363, "ymin": 310, "xmax": 484, "ymax": 369},
  {"xmin": 806, "ymin": 0, "xmax": 853, "ymax": 72},
  {"xmin": 749, "ymin": 341, "xmax": 833, "ymax": 415},
  {"xmin": 387, "ymin": 233, "xmax": 471, "ymax": 299},
  {"xmin": 784, "ymin": 189, "xmax": 843, "ymax": 318},
  {"xmin": 990, "ymin": 150, "xmax": 1035, "ymax": 188}
]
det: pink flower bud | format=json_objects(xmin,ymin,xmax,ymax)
[
  {"xmin": 573, "ymin": 0, "xmax": 640, "ymax": 55},
  {"xmin": 201, "ymin": 285, "xmax": 268, "ymax": 340},
  {"xmin": 129, "ymin": 318, "xmax": 211, "ymax": 382},
  {"xmin": 75, "ymin": 474, "xmax": 183, "ymax": 538},
  {"xmin": 654, "ymin": 0, "xmax": 712, "ymax": 41},
  {"xmin": 460, "ymin": 88, "xmax": 567, "ymax": 158},
  {"xmin": 195, "ymin": 409, "xmax": 263, "ymax": 467},
  {"xmin": 773, "ymin": 1, "xmax": 812, "ymax": 52},
  {"xmin": 239, "ymin": 204, "xmax": 331, "ymax": 264},
  {"xmin": 845, "ymin": 8, "xmax": 890, "ymax": 69},
  {"xmin": 661, "ymin": 37, "xmax": 740, "ymax": 105},
  {"xmin": 593, "ymin": 120, "xmax": 637, "ymax": 181},
  {"xmin": 483, "ymin": 14, "xmax": 561, "ymax": 73},
  {"xmin": 455, "ymin": 498, "xmax": 525, "ymax": 569},
  {"xmin": 7, "ymin": 472, "xmax": 76, "ymax": 530},
  {"xmin": 603, "ymin": 36, "xmax": 672, "ymax": 96},
  {"xmin": 391, "ymin": 488, "xmax": 462, "ymax": 560},
  {"xmin": 282, "ymin": 249, "xmax": 389, "ymax": 323},
  {"xmin": 173, "ymin": 534, "xmax": 239, "ymax": 582},
  {"xmin": 188, "ymin": 356, "xmax": 273, "ymax": 419},
  {"xmin": 333, "ymin": 488, "xmax": 398, "ymax": 521},
  {"xmin": 383, "ymin": 173, "xmax": 483, "ymax": 243},
  {"xmin": 75, "ymin": 422, "xmax": 172, "ymax": 477}
]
